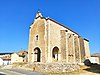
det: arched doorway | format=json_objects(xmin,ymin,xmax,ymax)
[
  {"xmin": 34, "ymin": 47, "xmax": 41, "ymax": 62},
  {"xmin": 52, "ymin": 47, "xmax": 59, "ymax": 61}
]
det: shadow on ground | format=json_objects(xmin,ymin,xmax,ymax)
[
  {"xmin": 83, "ymin": 59, "xmax": 100, "ymax": 74},
  {"xmin": 83, "ymin": 64, "xmax": 100, "ymax": 74},
  {"xmin": 0, "ymin": 73, "xmax": 5, "ymax": 75}
]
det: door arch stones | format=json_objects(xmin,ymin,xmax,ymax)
[
  {"xmin": 52, "ymin": 47, "xmax": 59, "ymax": 62},
  {"xmin": 34, "ymin": 47, "xmax": 41, "ymax": 62}
]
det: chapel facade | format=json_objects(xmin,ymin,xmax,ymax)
[{"xmin": 28, "ymin": 11, "xmax": 90, "ymax": 64}]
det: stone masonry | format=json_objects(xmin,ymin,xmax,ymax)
[{"xmin": 28, "ymin": 10, "xmax": 90, "ymax": 64}]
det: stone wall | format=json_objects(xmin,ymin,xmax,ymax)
[
  {"xmin": 79, "ymin": 37, "xmax": 85, "ymax": 63},
  {"xmin": 67, "ymin": 34, "xmax": 75, "ymax": 63},
  {"xmin": 60, "ymin": 30, "xmax": 66, "ymax": 61},
  {"xmin": 74, "ymin": 36, "xmax": 80, "ymax": 63},
  {"xmin": 28, "ymin": 19, "xmax": 46, "ymax": 63},
  {"xmin": 24, "ymin": 63, "xmax": 80, "ymax": 73},
  {"xmin": 84, "ymin": 39, "xmax": 90, "ymax": 59}
]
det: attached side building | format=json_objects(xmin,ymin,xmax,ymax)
[{"xmin": 11, "ymin": 50, "xmax": 28, "ymax": 63}]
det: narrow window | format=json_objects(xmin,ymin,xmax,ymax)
[{"xmin": 36, "ymin": 35, "xmax": 38, "ymax": 40}]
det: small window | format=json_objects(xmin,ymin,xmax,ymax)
[{"xmin": 36, "ymin": 35, "xmax": 38, "ymax": 40}]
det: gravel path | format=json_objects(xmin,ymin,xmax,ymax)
[
  {"xmin": 0, "ymin": 69, "xmax": 46, "ymax": 75},
  {"xmin": 9, "ymin": 69, "xmax": 46, "ymax": 75}
]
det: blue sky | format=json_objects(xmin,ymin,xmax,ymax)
[{"xmin": 0, "ymin": 0, "xmax": 100, "ymax": 54}]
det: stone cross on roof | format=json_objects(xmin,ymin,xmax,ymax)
[{"xmin": 36, "ymin": 9, "xmax": 42, "ymax": 18}]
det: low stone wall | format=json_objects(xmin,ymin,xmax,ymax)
[{"xmin": 24, "ymin": 62, "xmax": 80, "ymax": 73}]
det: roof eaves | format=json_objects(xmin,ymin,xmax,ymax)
[{"xmin": 84, "ymin": 38, "xmax": 89, "ymax": 42}]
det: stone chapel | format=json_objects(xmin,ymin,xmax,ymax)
[{"xmin": 28, "ymin": 11, "xmax": 90, "ymax": 64}]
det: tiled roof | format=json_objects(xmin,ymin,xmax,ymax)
[
  {"xmin": 16, "ymin": 50, "xmax": 28, "ymax": 57},
  {"xmin": 0, "ymin": 57, "xmax": 11, "ymax": 60}
]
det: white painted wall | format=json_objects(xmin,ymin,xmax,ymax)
[
  {"xmin": 0, "ymin": 58, "xmax": 3, "ymax": 65},
  {"xmin": 3, "ymin": 60, "xmax": 11, "ymax": 65},
  {"xmin": 11, "ymin": 53, "xmax": 23, "ymax": 64},
  {"xmin": 90, "ymin": 57, "xmax": 99, "ymax": 64},
  {"xmin": 0, "ymin": 58, "xmax": 11, "ymax": 65}
]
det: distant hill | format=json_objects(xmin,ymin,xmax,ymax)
[{"xmin": 91, "ymin": 53, "xmax": 100, "ymax": 57}]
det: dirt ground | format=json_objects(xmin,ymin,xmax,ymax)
[{"xmin": 48, "ymin": 64, "xmax": 100, "ymax": 75}]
